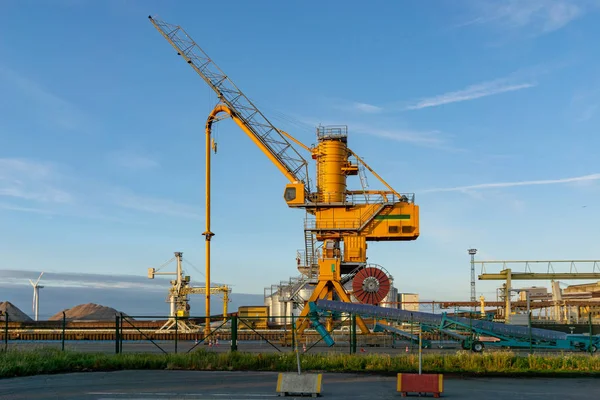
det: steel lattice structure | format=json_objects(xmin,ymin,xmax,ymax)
[{"xmin": 149, "ymin": 16, "xmax": 311, "ymax": 193}]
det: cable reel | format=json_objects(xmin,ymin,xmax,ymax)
[{"xmin": 351, "ymin": 266, "xmax": 391, "ymax": 305}]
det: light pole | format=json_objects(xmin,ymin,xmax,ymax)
[{"xmin": 468, "ymin": 249, "xmax": 477, "ymax": 304}]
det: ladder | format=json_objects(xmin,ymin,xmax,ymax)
[{"xmin": 304, "ymin": 229, "xmax": 318, "ymax": 276}]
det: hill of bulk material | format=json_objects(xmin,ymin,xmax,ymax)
[
  {"xmin": 50, "ymin": 303, "xmax": 121, "ymax": 321},
  {"xmin": 0, "ymin": 301, "xmax": 33, "ymax": 322}
]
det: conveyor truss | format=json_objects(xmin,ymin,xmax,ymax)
[{"xmin": 310, "ymin": 300, "xmax": 599, "ymax": 353}]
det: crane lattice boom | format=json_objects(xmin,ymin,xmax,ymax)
[{"xmin": 148, "ymin": 16, "xmax": 310, "ymax": 192}]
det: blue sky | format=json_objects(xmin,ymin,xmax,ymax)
[{"xmin": 1, "ymin": 0, "xmax": 600, "ymax": 303}]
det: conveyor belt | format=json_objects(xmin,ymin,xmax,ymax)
[
  {"xmin": 373, "ymin": 322, "xmax": 419, "ymax": 341},
  {"xmin": 315, "ymin": 300, "xmax": 568, "ymax": 341}
]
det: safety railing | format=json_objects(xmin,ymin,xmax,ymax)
[
  {"xmin": 304, "ymin": 218, "xmax": 361, "ymax": 230},
  {"xmin": 347, "ymin": 192, "xmax": 414, "ymax": 205}
]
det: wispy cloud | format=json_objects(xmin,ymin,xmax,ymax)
[
  {"xmin": 0, "ymin": 158, "xmax": 200, "ymax": 220},
  {"xmin": 570, "ymin": 88, "xmax": 600, "ymax": 122},
  {"xmin": 405, "ymin": 79, "xmax": 536, "ymax": 110},
  {"xmin": 350, "ymin": 102, "xmax": 383, "ymax": 114},
  {"xmin": 0, "ymin": 65, "xmax": 89, "ymax": 132},
  {"xmin": 460, "ymin": 0, "xmax": 590, "ymax": 34},
  {"xmin": 0, "ymin": 202, "xmax": 57, "ymax": 215},
  {"xmin": 107, "ymin": 150, "xmax": 160, "ymax": 170},
  {"xmin": 422, "ymin": 173, "xmax": 600, "ymax": 193},
  {"xmin": 0, "ymin": 158, "xmax": 74, "ymax": 204},
  {"xmin": 351, "ymin": 124, "xmax": 450, "ymax": 148},
  {"xmin": 107, "ymin": 190, "xmax": 201, "ymax": 219},
  {"xmin": 331, "ymin": 100, "xmax": 383, "ymax": 114}
]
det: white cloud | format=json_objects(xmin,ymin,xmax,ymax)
[
  {"xmin": 351, "ymin": 102, "xmax": 383, "ymax": 114},
  {"xmin": 355, "ymin": 126, "xmax": 444, "ymax": 146},
  {"xmin": 331, "ymin": 100, "xmax": 383, "ymax": 114},
  {"xmin": 350, "ymin": 123, "xmax": 464, "ymax": 152},
  {"xmin": 405, "ymin": 79, "xmax": 536, "ymax": 110},
  {"xmin": 0, "ymin": 157, "xmax": 200, "ymax": 220},
  {"xmin": 0, "ymin": 202, "xmax": 57, "ymax": 215},
  {"xmin": 422, "ymin": 173, "xmax": 600, "ymax": 193},
  {"xmin": 107, "ymin": 189, "xmax": 201, "ymax": 219},
  {"xmin": 0, "ymin": 65, "xmax": 89, "ymax": 132},
  {"xmin": 0, "ymin": 158, "xmax": 73, "ymax": 204},
  {"xmin": 107, "ymin": 150, "xmax": 160, "ymax": 170},
  {"xmin": 460, "ymin": 0, "xmax": 589, "ymax": 34}
]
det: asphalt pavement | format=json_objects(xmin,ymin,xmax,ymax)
[{"xmin": 0, "ymin": 370, "xmax": 598, "ymax": 399}]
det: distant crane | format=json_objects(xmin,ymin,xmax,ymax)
[
  {"xmin": 148, "ymin": 252, "xmax": 232, "ymax": 333},
  {"xmin": 29, "ymin": 272, "xmax": 44, "ymax": 321}
]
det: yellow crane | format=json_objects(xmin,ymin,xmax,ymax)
[
  {"xmin": 148, "ymin": 252, "xmax": 231, "ymax": 332},
  {"xmin": 148, "ymin": 16, "xmax": 420, "ymax": 336}
]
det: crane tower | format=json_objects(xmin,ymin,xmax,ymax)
[{"xmin": 148, "ymin": 16, "xmax": 420, "ymax": 335}]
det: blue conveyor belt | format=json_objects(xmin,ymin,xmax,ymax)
[{"xmin": 315, "ymin": 300, "xmax": 567, "ymax": 341}]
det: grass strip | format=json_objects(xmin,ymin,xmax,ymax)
[{"xmin": 0, "ymin": 348, "xmax": 598, "ymax": 379}]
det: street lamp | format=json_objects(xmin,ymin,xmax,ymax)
[{"xmin": 468, "ymin": 249, "xmax": 477, "ymax": 303}]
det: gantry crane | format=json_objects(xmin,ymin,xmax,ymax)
[
  {"xmin": 148, "ymin": 252, "xmax": 231, "ymax": 332},
  {"xmin": 148, "ymin": 16, "xmax": 420, "ymax": 336}
]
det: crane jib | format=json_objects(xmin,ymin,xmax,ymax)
[{"xmin": 148, "ymin": 16, "xmax": 310, "ymax": 191}]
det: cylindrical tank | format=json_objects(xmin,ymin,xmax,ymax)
[
  {"xmin": 264, "ymin": 295, "xmax": 273, "ymax": 323},
  {"xmin": 298, "ymin": 284, "xmax": 315, "ymax": 306},
  {"xmin": 316, "ymin": 139, "xmax": 348, "ymax": 203},
  {"xmin": 269, "ymin": 292, "xmax": 280, "ymax": 324}
]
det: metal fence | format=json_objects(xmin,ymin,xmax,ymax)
[{"xmin": 1, "ymin": 311, "xmax": 597, "ymax": 356}]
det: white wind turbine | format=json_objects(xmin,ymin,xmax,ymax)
[{"xmin": 30, "ymin": 272, "xmax": 44, "ymax": 321}]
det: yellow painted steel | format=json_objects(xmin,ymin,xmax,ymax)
[
  {"xmin": 238, "ymin": 306, "xmax": 269, "ymax": 329},
  {"xmin": 479, "ymin": 272, "xmax": 600, "ymax": 280},
  {"xmin": 204, "ymin": 109, "xmax": 214, "ymax": 337},
  {"xmin": 182, "ymin": 285, "xmax": 231, "ymax": 321},
  {"xmin": 151, "ymin": 17, "xmax": 421, "ymax": 340},
  {"xmin": 207, "ymin": 105, "xmax": 300, "ymax": 184},
  {"xmin": 316, "ymin": 139, "xmax": 350, "ymax": 203},
  {"xmin": 343, "ymin": 236, "xmax": 367, "ymax": 263},
  {"xmin": 313, "ymin": 202, "xmax": 419, "ymax": 240}
]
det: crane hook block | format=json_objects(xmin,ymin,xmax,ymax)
[{"xmin": 283, "ymin": 183, "xmax": 305, "ymax": 206}]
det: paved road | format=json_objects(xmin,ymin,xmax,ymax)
[{"xmin": 0, "ymin": 371, "xmax": 598, "ymax": 399}]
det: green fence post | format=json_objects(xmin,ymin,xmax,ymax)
[
  {"xmin": 231, "ymin": 315, "xmax": 238, "ymax": 352},
  {"xmin": 291, "ymin": 314, "xmax": 296, "ymax": 351},
  {"xmin": 351, "ymin": 314, "xmax": 357, "ymax": 354},
  {"xmin": 119, "ymin": 313, "xmax": 124, "ymax": 354},
  {"xmin": 589, "ymin": 312, "xmax": 593, "ymax": 355},
  {"xmin": 174, "ymin": 314, "xmax": 178, "ymax": 354},
  {"xmin": 4, "ymin": 312, "xmax": 8, "ymax": 352},
  {"xmin": 410, "ymin": 313, "xmax": 414, "ymax": 352},
  {"xmin": 528, "ymin": 311, "xmax": 533, "ymax": 355},
  {"xmin": 115, "ymin": 314, "xmax": 120, "ymax": 354},
  {"xmin": 61, "ymin": 311, "xmax": 66, "ymax": 351}
]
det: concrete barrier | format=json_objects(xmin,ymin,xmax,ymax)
[
  {"xmin": 397, "ymin": 373, "xmax": 443, "ymax": 398},
  {"xmin": 276, "ymin": 372, "xmax": 323, "ymax": 397}
]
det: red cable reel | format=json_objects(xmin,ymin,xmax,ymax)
[{"xmin": 352, "ymin": 266, "xmax": 391, "ymax": 305}]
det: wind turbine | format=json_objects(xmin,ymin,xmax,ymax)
[{"xmin": 29, "ymin": 272, "xmax": 44, "ymax": 321}]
